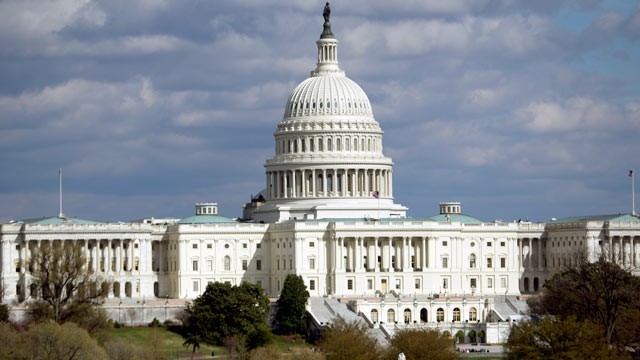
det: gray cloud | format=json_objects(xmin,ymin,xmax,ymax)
[{"xmin": 0, "ymin": 0, "xmax": 638, "ymax": 223}]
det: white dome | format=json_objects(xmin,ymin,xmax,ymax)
[{"xmin": 283, "ymin": 74, "xmax": 374, "ymax": 119}]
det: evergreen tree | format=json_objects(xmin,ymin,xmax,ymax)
[
  {"xmin": 274, "ymin": 274, "xmax": 310, "ymax": 335},
  {"xmin": 182, "ymin": 282, "xmax": 271, "ymax": 352}
]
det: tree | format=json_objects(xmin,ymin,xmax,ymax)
[
  {"xmin": 0, "ymin": 322, "xmax": 23, "ymax": 359},
  {"xmin": 275, "ymin": 274, "xmax": 310, "ymax": 335},
  {"xmin": 528, "ymin": 257, "xmax": 640, "ymax": 347},
  {"xmin": 506, "ymin": 317, "xmax": 622, "ymax": 360},
  {"xmin": 22, "ymin": 322, "xmax": 109, "ymax": 360},
  {"xmin": 27, "ymin": 242, "xmax": 110, "ymax": 323},
  {"xmin": 182, "ymin": 281, "xmax": 271, "ymax": 352},
  {"xmin": 383, "ymin": 328, "xmax": 459, "ymax": 360},
  {"xmin": 319, "ymin": 317, "xmax": 381, "ymax": 360}
]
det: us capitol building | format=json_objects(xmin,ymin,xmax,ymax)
[{"xmin": 2, "ymin": 7, "xmax": 639, "ymax": 343}]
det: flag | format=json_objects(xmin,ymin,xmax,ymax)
[
  {"xmin": 630, "ymin": 170, "xmax": 634, "ymax": 177},
  {"xmin": 371, "ymin": 190, "xmax": 379, "ymax": 198}
]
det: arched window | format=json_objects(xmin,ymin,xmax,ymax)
[
  {"xmin": 387, "ymin": 309, "xmax": 396, "ymax": 323},
  {"xmin": 371, "ymin": 309, "xmax": 379, "ymax": 323},
  {"xmin": 224, "ymin": 256, "xmax": 231, "ymax": 271},
  {"xmin": 327, "ymin": 174, "xmax": 333, "ymax": 192},
  {"xmin": 420, "ymin": 308, "xmax": 428, "ymax": 323},
  {"xmin": 469, "ymin": 307, "xmax": 477, "ymax": 322},
  {"xmin": 453, "ymin": 307, "xmax": 461, "ymax": 322},
  {"xmin": 319, "ymin": 137, "xmax": 323, "ymax": 151},
  {"xmin": 470, "ymin": 253, "xmax": 476, "ymax": 268},
  {"xmin": 437, "ymin": 308, "xmax": 444, "ymax": 322},
  {"xmin": 327, "ymin": 138, "xmax": 332, "ymax": 151},
  {"xmin": 404, "ymin": 309, "xmax": 411, "ymax": 324},
  {"xmin": 336, "ymin": 138, "xmax": 341, "ymax": 151}
]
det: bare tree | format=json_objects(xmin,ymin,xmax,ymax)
[{"xmin": 28, "ymin": 241, "xmax": 110, "ymax": 323}]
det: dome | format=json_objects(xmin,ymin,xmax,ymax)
[{"xmin": 283, "ymin": 75, "xmax": 373, "ymax": 119}]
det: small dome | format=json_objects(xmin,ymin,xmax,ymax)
[{"xmin": 283, "ymin": 75, "xmax": 373, "ymax": 119}]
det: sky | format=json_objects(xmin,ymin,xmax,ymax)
[{"xmin": 0, "ymin": 0, "xmax": 639, "ymax": 224}]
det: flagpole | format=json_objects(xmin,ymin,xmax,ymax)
[
  {"xmin": 59, "ymin": 168, "xmax": 64, "ymax": 218},
  {"xmin": 632, "ymin": 169, "xmax": 636, "ymax": 216}
]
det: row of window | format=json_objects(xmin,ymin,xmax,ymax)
[
  {"xmin": 16, "ymin": 257, "xmax": 140, "ymax": 273},
  {"xmin": 190, "ymin": 242, "xmax": 260, "ymax": 250},
  {"xmin": 190, "ymin": 257, "xmax": 262, "ymax": 272},
  {"xmin": 370, "ymin": 307, "xmax": 479, "ymax": 324},
  {"xmin": 441, "ymin": 256, "xmax": 508, "ymax": 269},
  {"xmin": 340, "ymin": 276, "xmax": 509, "ymax": 292},
  {"xmin": 276, "ymin": 135, "xmax": 380, "ymax": 155},
  {"xmin": 442, "ymin": 240, "xmax": 506, "ymax": 247}
]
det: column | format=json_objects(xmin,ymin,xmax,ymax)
[
  {"xmin": 311, "ymin": 169, "xmax": 316, "ymax": 197},
  {"xmin": 420, "ymin": 237, "xmax": 426, "ymax": 269},
  {"xmin": 387, "ymin": 238, "xmax": 393, "ymax": 271},
  {"xmin": 322, "ymin": 169, "xmax": 327, "ymax": 196}
]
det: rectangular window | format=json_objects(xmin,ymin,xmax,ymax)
[
  {"xmin": 415, "ymin": 278, "xmax": 421, "ymax": 289},
  {"xmin": 442, "ymin": 257, "xmax": 448, "ymax": 268},
  {"xmin": 242, "ymin": 259, "xmax": 248, "ymax": 270},
  {"xmin": 309, "ymin": 241, "xmax": 315, "ymax": 247},
  {"xmin": 395, "ymin": 279, "xmax": 401, "ymax": 290},
  {"xmin": 256, "ymin": 243, "xmax": 261, "ymax": 249},
  {"xmin": 243, "ymin": 243, "xmax": 247, "ymax": 249},
  {"xmin": 134, "ymin": 243, "xmax": 139, "ymax": 249},
  {"xmin": 500, "ymin": 257, "xmax": 506, "ymax": 268},
  {"xmin": 470, "ymin": 278, "xmax": 477, "ymax": 289},
  {"xmin": 192, "ymin": 260, "xmax": 198, "ymax": 271},
  {"xmin": 487, "ymin": 241, "xmax": 492, "ymax": 247},
  {"xmin": 488, "ymin": 277, "xmax": 494, "ymax": 288},
  {"xmin": 367, "ymin": 279, "xmax": 373, "ymax": 290},
  {"xmin": 500, "ymin": 276, "xmax": 507, "ymax": 288},
  {"xmin": 501, "ymin": 241, "xmax": 506, "ymax": 247},
  {"xmin": 207, "ymin": 243, "xmax": 212, "ymax": 249},
  {"xmin": 309, "ymin": 258, "xmax": 315, "ymax": 270},
  {"xmin": 192, "ymin": 243, "xmax": 198, "ymax": 249},
  {"xmin": 347, "ymin": 279, "xmax": 353, "ymax": 290},
  {"xmin": 15, "ymin": 261, "xmax": 20, "ymax": 273},
  {"xmin": 256, "ymin": 259, "xmax": 262, "ymax": 271},
  {"xmin": 442, "ymin": 241, "xmax": 448, "ymax": 246},
  {"xmin": 487, "ymin": 257, "xmax": 493, "ymax": 268},
  {"xmin": 193, "ymin": 281, "xmax": 199, "ymax": 292},
  {"xmin": 256, "ymin": 280, "xmax": 262, "ymax": 289},
  {"xmin": 442, "ymin": 278, "xmax": 448, "ymax": 290},
  {"xmin": 206, "ymin": 260, "xmax": 213, "ymax": 271},
  {"xmin": 310, "ymin": 280, "xmax": 316, "ymax": 290}
]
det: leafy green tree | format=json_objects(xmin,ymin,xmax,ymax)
[
  {"xmin": 275, "ymin": 274, "xmax": 310, "ymax": 335},
  {"xmin": 506, "ymin": 317, "xmax": 622, "ymax": 360},
  {"xmin": 383, "ymin": 328, "xmax": 459, "ymax": 360},
  {"xmin": 319, "ymin": 317, "xmax": 381, "ymax": 360},
  {"xmin": 27, "ymin": 242, "xmax": 110, "ymax": 323},
  {"xmin": 182, "ymin": 281, "xmax": 271, "ymax": 352},
  {"xmin": 528, "ymin": 257, "xmax": 640, "ymax": 346}
]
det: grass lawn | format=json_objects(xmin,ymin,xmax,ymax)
[
  {"xmin": 97, "ymin": 326, "xmax": 313, "ymax": 358},
  {"xmin": 97, "ymin": 326, "xmax": 225, "ymax": 358}
]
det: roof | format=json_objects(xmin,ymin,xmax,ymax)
[
  {"xmin": 549, "ymin": 213, "xmax": 640, "ymax": 223},
  {"xmin": 18, "ymin": 216, "xmax": 103, "ymax": 225},
  {"xmin": 426, "ymin": 213, "xmax": 484, "ymax": 224},
  {"xmin": 177, "ymin": 215, "xmax": 237, "ymax": 224}
]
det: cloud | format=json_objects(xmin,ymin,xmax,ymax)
[{"xmin": 514, "ymin": 96, "xmax": 627, "ymax": 133}]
